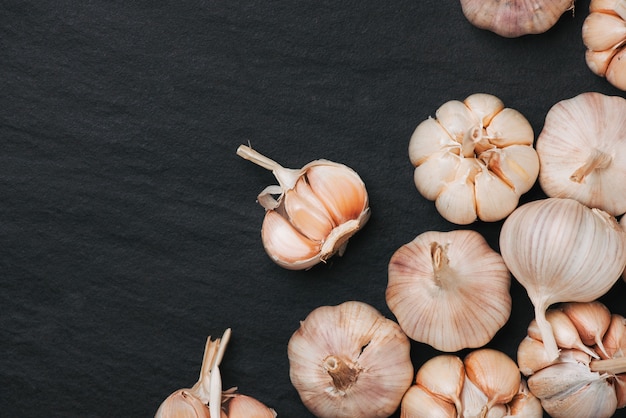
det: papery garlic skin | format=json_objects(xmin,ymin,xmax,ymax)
[
  {"xmin": 386, "ymin": 230, "xmax": 511, "ymax": 352},
  {"xmin": 238, "ymin": 145, "xmax": 370, "ymax": 270},
  {"xmin": 460, "ymin": 0, "xmax": 574, "ymax": 37},
  {"xmin": 518, "ymin": 302, "xmax": 626, "ymax": 418},
  {"xmin": 409, "ymin": 93, "xmax": 538, "ymax": 225},
  {"xmin": 583, "ymin": 0, "xmax": 626, "ymax": 90},
  {"xmin": 536, "ymin": 92, "xmax": 626, "ymax": 216},
  {"xmin": 401, "ymin": 349, "xmax": 540, "ymax": 418},
  {"xmin": 622, "ymin": 215, "xmax": 626, "ymax": 280},
  {"xmin": 500, "ymin": 197, "xmax": 626, "ymax": 361},
  {"xmin": 287, "ymin": 301, "xmax": 414, "ymax": 418},
  {"xmin": 221, "ymin": 394, "xmax": 277, "ymax": 418}
]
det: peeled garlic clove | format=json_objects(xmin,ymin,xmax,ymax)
[
  {"xmin": 221, "ymin": 394, "xmax": 277, "ymax": 418},
  {"xmin": 386, "ymin": 230, "xmax": 511, "ymax": 352},
  {"xmin": 400, "ymin": 385, "xmax": 457, "ymax": 418},
  {"xmin": 460, "ymin": 0, "xmax": 574, "ymax": 37},
  {"xmin": 536, "ymin": 92, "xmax": 626, "ymax": 216},
  {"xmin": 560, "ymin": 301, "xmax": 612, "ymax": 357},
  {"xmin": 415, "ymin": 355, "xmax": 464, "ymax": 413},
  {"xmin": 527, "ymin": 309, "xmax": 599, "ymax": 359},
  {"xmin": 287, "ymin": 301, "xmax": 414, "ymax": 418},
  {"xmin": 464, "ymin": 349, "xmax": 521, "ymax": 413},
  {"xmin": 237, "ymin": 145, "xmax": 370, "ymax": 270},
  {"xmin": 500, "ymin": 197, "xmax": 626, "ymax": 361},
  {"xmin": 409, "ymin": 93, "xmax": 538, "ymax": 224}
]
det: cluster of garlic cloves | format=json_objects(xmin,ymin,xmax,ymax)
[
  {"xmin": 155, "ymin": 329, "xmax": 276, "ymax": 418},
  {"xmin": 287, "ymin": 301, "xmax": 414, "ymax": 418},
  {"xmin": 409, "ymin": 93, "xmax": 539, "ymax": 224},
  {"xmin": 460, "ymin": 0, "xmax": 574, "ymax": 37},
  {"xmin": 237, "ymin": 145, "xmax": 370, "ymax": 270},
  {"xmin": 401, "ymin": 349, "xmax": 542, "ymax": 417},
  {"xmin": 518, "ymin": 301, "xmax": 626, "ymax": 418},
  {"xmin": 583, "ymin": 0, "xmax": 626, "ymax": 90},
  {"xmin": 386, "ymin": 230, "xmax": 511, "ymax": 352},
  {"xmin": 536, "ymin": 92, "xmax": 626, "ymax": 217},
  {"xmin": 499, "ymin": 197, "xmax": 626, "ymax": 361}
]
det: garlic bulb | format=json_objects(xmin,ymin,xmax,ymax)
[
  {"xmin": 583, "ymin": 0, "xmax": 626, "ymax": 90},
  {"xmin": 386, "ymin": 230, "xmax": 511, "ymax": 351},
  {"xmin": 517, "ymin": 302, "xmax": 626, "ymax": 418},
  {"xmin": 408, "ymin": 93, "xmax": 539, "ymax": 225},
  {"xmin": 287, "ymin": 301, "xmax": 414, "ymax": 418},
  {"xmin": 237, "ymin": 145, "xmax": 370, "ymax": 270},
  {"xmin": 155, "ymin": 329, "xmax": 276, "ymax": 418},
  {"xmin": 499, "ymin": 197, "xmax": 626, "ymax": 361},
  {"xmin": 536, "ymin": 92, "xmax": 626, "ymax": 216},
  {"xmin": 401, "ymin": 349, "xmax": 542, "ymax": 418},
  {"xmin": 460, "ymin": 0, "xmax": 574, "ymax": 38}
]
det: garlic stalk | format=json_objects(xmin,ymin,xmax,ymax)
[
  {"xmin": 409, "ymin": 93, "xmax": 539, "ymax": 224},
  {"xmin": 460, "ymin": 0, "xmax": 574, "ymax": 37},
  {"xmin": 536, "ymin": 92, "xmax": 626, "ymax": 216},
  {"xmin": 386, "ymin": 230, "xmax": 511, "ymax": 351},
  {"xmin": 517, "ymin": 302, "xmax": 626, "ymax": 417},
  {"xmin": 237, "ymin": 145, "xmax": 370, "ymax": 270},
  {"xmin": 287, "ymin": 301, "xmax": 414, "ymax": 418},
  {"xmin": 583, "ymin": 0, "xmax": 626, "ymax": 90},
  {"xmin": 499, "ymin": 197, "xmax": 626, "ymax": 361},
  {"xmin": 401, "ymin": 349, "xmax": 541, "ymax": 418}
]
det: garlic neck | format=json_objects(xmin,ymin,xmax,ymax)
[
  {"xmin": 569, "ymin": 149, "xmax": 612, "ymax": 183},
  {"xmin": 323, "ymin": 355, "xmax": 360, "ymax": 393},
  {"xmin": 590, "ymin": 357, "xmax": 626, "ymax": 375},
  {"xmin": 461, "ymin": 125, "xmax": 482, "ymax": 158},
  {"xmin": 236, "ymin": 145, "xmax": 301, "ymax": 189}
]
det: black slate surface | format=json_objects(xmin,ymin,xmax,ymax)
[{"xmin": 2, "ymin": 1, "xmax": 626, "ymax": 417}]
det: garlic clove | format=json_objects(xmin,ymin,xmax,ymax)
[
  {"xmin": 615, "ymin": 374, "xmax": 626, "ymax": 408},
  {"xmin": 473, "ymin": 168, "xmax": 520, "ymax": 222},
  {"xmin": 288, "ymin": 301, "xmax": 414, "ymax": 418},
  {"xmin": 435, "ymin": 172, "xmax": 478, "ymax": 225},
  {"xmin": 582, "ymin": 12, "xmax": 626, "ymax": 52},
  {"xmin": 284, "ymin": 184, "xmax": 335, "ymax": 242},
  {"xmin": 487, "ymin": 145, "xmax": 540, "ymax": 195},
  {"xmin": 601, "ymin": 314, "xmax": 626, "ymax": 359},
  {"xmin": 464, "ymin": 349, "xmax": 521, "ymax": 413},
  {"xmin": 585, "ymin": 48, "xmax": 615, "ymax": 77},
  {"xmin": 505, "ymin": 381, "xmax": 543, "ymax": 418},
  {"xmin": 413, "ymin": 151, "xmax": 461, "ymax": 200},
  {"xmin": 560, "ymin": 301, "xmax": 612, "ymax": 357},
  {"xmin": 434, "ymin": 100, "xmax": 479, "ymax": 147},
  {"xmin": 464, "ymin": 93, "xmax": 504, "ymax": 126},
  {"xmin": 606, "ymin": 47, "xmax": 626, "ymax": 91},
  {"xmin": 415, "ymin": 355, "xmax": 464, "ymax": 413},
  {"xmin": 527, "ymin": 309, "xmax": 600, "ymax": 359},
  {"xmin": 409, "ymin": 117, "xmax": 459, "ymax": 166},
  {"xmin": 460, "ymin": 0, "xmax": 574, "ymax": 37},
  {"xmin": 484, "ymin": 108, "xmax": 534, "ymax": 148},
  {"xmin": 221, "ymin": 394, "xmax": 277, "ymax": 418},
  {"xmin": 155, "ymin": 389, "xmax": 212, "ymax": 418},
  {"xmin": 459, "ymin": 373, "xmax": 507, "ymax": 418},
  {"xmin": 400, "ymin": 385, "xmax": 457, "ymax": 418},
  {"xmin": 261, "ymin": 210, "xmax": 321, "ymax": 270},
  {"xmin": 516, "ymin": 336, "xmax": 554, "ymax": 377},
  {"xmin": 386, "ymin": 230, "xmax": 511, "ymax": 352}
]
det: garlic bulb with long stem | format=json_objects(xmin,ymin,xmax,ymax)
[
  {"xmin": 583, "ymin": 0, "xmax": 626, "ymax": 90},
  {"xmin": 409, "ymin": 93, "xmax": 539, "ymax": 224},
  {"xmin": 536, "ymin": 92, "xmax": 626, "ymax": 216},
  {"xmin": 401, "ymin": 349, "xmax": 541, "ymax": 418},
  {"xmin": 386, "ymin": 229, "xmax": 511, "ymax": 351},
  {"xmin": 517, "ymin": 302, "xmax": 626, "ymax": 418},
  {"xmin": 499, "ymin": 197, "xmax": 626, "ymax": 361},
  {"xmin": 237, "ymin": 145, "xmax": 370, "ymax": 270},
  {"xmin": 287, "ymin": 301, "xmax": 414, "ymax": 418},
  {"xmin": 460, "ymin": 0, "xmax": 574, "ymax": 37}
]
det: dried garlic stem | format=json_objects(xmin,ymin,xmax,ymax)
[
  {"xmin": 237, "ymin": 144, "xmax": 300, "ymax": 189},
  {"xmin": 430, "ymin": 242, "xmax": 451, "ymax": 288},
  {"xmin": 534, "ymin": 304, "xmax": 560, "ymax": 361},
  {"xmin": 323, "ymin": 355, "xmax": 361, "ymax": 392},
  {"xmin": 590, "ymin": 357, "xmax": 626, "ymax": 375},
  {"xmin": 569, "ymin": 149, "xmax": 612, "ymax": 183}
]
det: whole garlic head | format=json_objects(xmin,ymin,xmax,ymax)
[
  {"xmin": 287, "ymin": 301, "xmax": 414, "ymax": 418},
  {"xmin": 536, "ymin": 92, "xmax": 626, "ymax": 216},
  {"xmin": 409, "ymin": 93, "xmax": 539, "ymax": 225},
  {"xmin": 401, "ymin": 349, "xmax": 542, "ymax": 418},
  {"xmin": 237, "ymin": 145, "xmax": 370, "ymax": 270},
  {"xmin": 386, "ymin": 230, "xmax": 511, "ymax": 352},
  {"xmin": 518, "ymin": 302, "xmax": 626, "ymax": 418},
  {"xmin": 460, "ymin": 0, "xmax": 574, "ymax": 37},
  {"xmin": 500, "ymin": 198, "xmax": 626, "ymax": 361},
  {"xmin": 583, "ymin": 0, "xmax": 626, "ymax": 90}
]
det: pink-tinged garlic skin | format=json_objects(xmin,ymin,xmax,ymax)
[
  {"xmin": 517, "ymin": 302, "xmax": 626, "ymax": 418},
  {"xmin": 536, "ymin": 92, "xmax": 626, "ymax": 217},
  {"xmin": 386, "ymin": 230, "xmax": 511, "ymax": 352},
  {"xmin": 287, "ymin": 301, "xmax": 414, "ymax": 418},
  {"xmin": 622, "ymin": 215, "xmax": 626, "ymax": 280},
  {"xmin": 583, "ymin": 0, "xmax": 626, "ymax": 90},
  {"xmin": 460, "ymin": 0, "xmax": 574, "ymax": 38}
]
